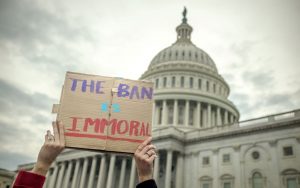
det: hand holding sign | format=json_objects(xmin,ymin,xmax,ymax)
[
  {"xmin": 134, "ymin": 137, "xmax": 157, "ymax": 183},
  {"xmin": 54, "ymin": 72, "xmax": 154, "ymax": 153},
  {"xmin": 31, "ymin": 121, "xmax": 65, "ymax": 176}
]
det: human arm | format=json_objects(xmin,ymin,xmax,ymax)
[
  {"xmin": 134, "ymin": 137, "xmax": 158, "ymax": 188},
  {"xmin": 13, "ymin": 121, "xmax": 65, "ymax": 188}
]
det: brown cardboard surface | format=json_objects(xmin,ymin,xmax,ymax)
[{"xmin": 55, "ymin": 71, "xmax": 153, "ymax": 153}]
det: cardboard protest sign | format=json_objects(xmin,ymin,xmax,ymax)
[{"xmin": 53, "ymin": 72, "xmax": 153, "ymax": 153}]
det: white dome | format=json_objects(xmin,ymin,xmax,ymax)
[{"xmin": 149, "ymin": 42, "xmax": 218, "ymax": 72}]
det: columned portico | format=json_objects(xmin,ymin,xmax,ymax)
[
  {"xmin": 63, "ymin": 161, "xmax": 73, "ymax": 188},
  {"xmin": 129, "ymin": 158, "xmax": 136, "ymax": 188},
  {"xmin": 87, "ymin": 156, "xmax": 97, "ymax": 188},
  {"xmin": 106, "ymin": 154, "xmax": 116, "ymax": 188},
  {"xmin": 175, "ymin": 153, "xmax": 184, "ymax": 188},
  {"xmin": 56, "ymin": 162, "xmax": 66, "ymax": 187},
  {"xmin": 118, "ymin": 158, "xmax": 127, "ymax": 188},
  {"xmin": 165, "ymin": 150, "xmax": 173, "ymax": 188},
  {"xmin": 96, "ymin": 155, "xmax": 107, "ymax": 188},
  {"xmin": 79, "ymin": 157, "xmax": 89, "ymax": 188},
  {"xmin": 173, "ymin": 100, "xmax": 178, "ymax": 126},
  {"xmin": 184, "ymin": 100, "xmax": 190, "ymax": 126}
]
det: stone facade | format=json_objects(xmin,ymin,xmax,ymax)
[
  {"xmin": 0, "ymin": 169, "xmax": 15, "ymax": 188},
  {"xmin": 22, "ymin": 11, "xmax": 300, "ymax": 188}
]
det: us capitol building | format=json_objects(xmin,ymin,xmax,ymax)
[{"xmin": 19, "ymin": 9, "xmax": 300, "ymax": 188}]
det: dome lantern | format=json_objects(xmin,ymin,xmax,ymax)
[{"xmin": 176, "ymin": 7, "xmax": 193, "ymax": 43}]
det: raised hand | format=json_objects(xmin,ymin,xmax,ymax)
[
  {"xmin": 31, "ymin": 121, "xmax": 65, "ymax": 176},
  {"xmin": 134, "ymin": 137, "xmax": 157, "ymax": 183}
]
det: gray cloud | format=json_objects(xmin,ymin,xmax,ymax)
[
  {"xmin": 229, "ymin": 40, "xmax": 259, "ymax": 64},
  {"xmin": 242, "ymin": 70, "xmax": 274, "ymax": 89},
  {"xmin": 0, "ymin": 79, "xmax": 54, "ymax": 117},
  {"xmin": 0, "ymin": 0, "xmax": 93, "ymax": 50}
]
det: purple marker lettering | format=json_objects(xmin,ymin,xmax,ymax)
[
  {"xmin": 117, "ymin": 84, "xmax": 130, "ymax": 97},
  {"xmin": 96, "ymin": 81, "xmax": 105, "ymax": 94},
  {"xmin": 141, "ymin": 87, "xmax": 153, "ymax": 99},
  {"xmin": 70, "ymin": 78, "xmax": 78, "ymax": 91},
  {"xmin": 82, "ymin": 80, "xmax": 95, "ymax": 92},
  {"xmin": 129, "ymin": 86, "xmax": 140, "ymax": 99}
]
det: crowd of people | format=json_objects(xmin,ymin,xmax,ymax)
[{"xmin": 12, "ymin": 121, "xmax": 158, "ymax": 188}]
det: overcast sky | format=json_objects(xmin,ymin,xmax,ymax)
[{"xmin": 0, "ymin": 0, "xmax": 299, "ymax": 170}]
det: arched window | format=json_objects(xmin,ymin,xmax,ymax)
[
  {"xmin": 155, "ymin": 79, "xmax": 159, "ymax": 89},
  {"xmin": 163, "ymin": 77, "xmax": 167, "ymax": 87},
  {"xmin": 172, "ymin": 76, "xmax": 176, "ymax": 87},
  {"xmin": 180, "ymin": 76, "xmax": 185, "ymax": 87},
  {"xmin": 190, "ymin": 77, "xmax": 194, "ymax": 88},
  {"xmin": 281, "ymin": 169, "xmax": 300, "ymax": 188},
  {"xmin": 252, "ymin": 172, "xmax": 263, "ymax": 188},
  {"xmin": 206, "ymin": 81, "xmax": 210, "ymax": 91}
]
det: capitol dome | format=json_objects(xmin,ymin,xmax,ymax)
[
  {"xmin": 141, "ymin": 8, "xmax": 239, "ymax": 130},
  {"xmin": 149, "ymin": 21, "xmax": 218, "ymax": 72}
]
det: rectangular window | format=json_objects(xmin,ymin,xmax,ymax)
[
  {"xmin": 203, "ymin": 183, "xmax": 210, "ymax": 188},
  {"xmin": 181, "ymin": 76, "xmax": 185, "ymax": 87},
  {"xmin": 213, "ymin": 84, "xmax": 216, "ymax": 93},
  {"xmin": 206, "ymin": 81, "xmax": 209, "ymax": 91},
  {"xmin": 287, "ymin": 178, "xmax": 297, "ymax": 188},
  {"xmin": 190, "ymin": 77, "xmax": 193, "ymax": 88},
  {"xmin": 155, "ymin": 79, "xmax": 159, "ymax": 89},
  {"xmin": 202, "ymin": 157, "xmax": 210, "ymax": 165},
  {"xmin": 283, "ymin": 146, "xmax": 294, "ymax": 156},
  {"xmin": 158, "ymin": 107, "xmax": 162, "ymax": 124},
  {"xmin": 223, "ymin": 154, "xmax": 230, "ymax": 163},
  {"xmin": 178, "ymin": 106, "xmax": 184, "ymax": 124},
  {"xmin": 163, "ymin": 77, "xmax": 167, "ymax": 87},
  {"xmin": 224, "ymin": 182, "xmax": 231, "ymax": 188},
  {"xmin": 172, "ymin": 76, "xmax": 176, "ymax": 87},
  {"xmin": 198, "ymin": 79, "xmax": 202, "ymax": 89}
]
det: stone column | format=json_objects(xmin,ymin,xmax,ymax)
[
  {"xmin": 43, "ymin": 171, "xmax": 51, "ymax": 188},
  {"xmin": 152, "ymin": 102, "xmax": 156, "ymax": 126},
  {"xmin": 207, "ymin": 104, "xmax": 211, "ymax": 127},
  {"xmin": 269, "ymin": 141, "xmax": 280, "ymax": 187},
  {"xmin": 217, "ymin": 107, "xmax": 221, "ymax": 126},
  {"xmin": 96, "ymin": 155, "xmax": 107, "ymax": 188},
  {"xmin": 153, "ymin": 152, "xmax": 160, "ymax": 182},
  {"xmin": 129, "ymin": 158, "xmax": 136, "ymax": 188},
  {"xmin": 106, "ymin": 154, "xmax": 116, "ymax": 188},
  {"xmin": 162, "ymin": 100, "xmax": 167, "ymax": 125},
  {"xmin": 203, "ymin": 109, "xmax": 207, "ymax": 128},
  {"xmin": 79, "ymin": 157, "xmax": 89, "ymax": 188},
  {"xmin": 87, "ymin": 156, "xmax": 97, "ymax": 188},
  {"xmin": 48, "ymin": 164, "xmax": 59, "ymax": 188},
  {"xmin": 230, "ymin": 114, "xmax": 234, "ymax": 124},
  {"xmin": 233, "ymin": 145, "xmax": 241, "ymax": 188},
  {"xmin": 173, "ymin": 100, "xmax": 178, "ymax": 126},
  {"xmin": 155, "ymin": 103, "xmax": 160, "ymax": 126},
  {"xmin": 224, "ymin": 110, "xmax": 228, "ymax": 124},
  {"xmin": 63, "ymin": 161, "xmax": 73, "ymax": 188},
  {"xmin": 71, "ymin": 159, "xmax": 81, "ymax": 188},
  {"xmin": 56, "ymin": 162, "xmax": 66, "ymax": 187},
  {"xmin": 212, "ymin": 149, "xmax": 219, "ymax": 188},
  {"xmin": 165, "ymin": 150, "xmax": 173, "ymax": 188},
  {"xmin": 118, "ymin": 158, "xmax": 127, "ymax": 188},
  {"xmin": 184, "ymin": 100, "xmax": 190, "ymax": 126},
  {"xmin": 175, "ymin": 153, "xmax": 183, "ymax": 188},
  {"xmin": 196, "ymin": 102, "xmax": 201, "ymax": 128}
]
